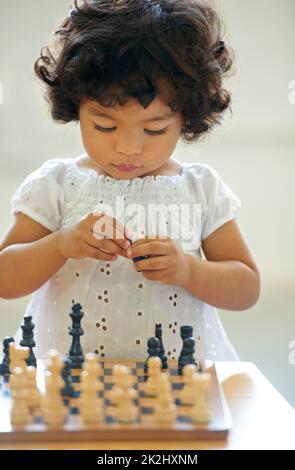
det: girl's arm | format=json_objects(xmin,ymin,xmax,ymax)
[
  {"xmin": 0, "ymin": 213, "xmax": 68, "ymax": 299},
  {"xmin": 183, "ymin": 220, "xmax": 260, "ymax": 311},
  {"xmin": 0, "ymin": 212, "xmax": 131, "ymax": 299}
]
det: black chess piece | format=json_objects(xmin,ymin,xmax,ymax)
[
  {"xmin": 180, "ymin": 325, "xmax": 193, "ymax": 342},
  {"xmin": 0, "ymin": 337, "xmax": 14, "ymax": 376},
  {"xmin": 178, "ymin": 325, "xmax": 195, "ymax": 374},
  {"xmin": 127, "ymin": 238, "xmax": 150, "ymax": 264},
  {"xmin": 144, "ymin": 337, "xmax": 161, "ymax": 374},
  {"xmin": 155, "ymin": 323, "xmax": 168, "ymax": 369},
  {"xmin": 178, "ymin": 337, "xmax": 197, "ymax": 375},
  {"xmin": 61, "ymin": 356, "xmax": 76, "ymax": 398},
  {"xmin": 68, "ymin": 303, "xmax": 84, "ymax": 369},
  {"xmin": 133, "ymin": 255, "xmax": 150, "ymax": 262},
  {"xmin": 20, "ymin": 315, "xmax": 37, "ymax": 367}
]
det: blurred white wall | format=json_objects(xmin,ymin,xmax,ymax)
[{"xmin": 0, "ymin": 1, "xmax": 295, "ymax": 406}]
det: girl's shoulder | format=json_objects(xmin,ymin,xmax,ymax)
[
  {"xmin": 19, "ymin": 157, "xmax": 73, "ymax": 184},
  {"xmin": 184, "ymin": 161, "xmax": 222, "ymax": 180},
  {"xmin": 22, "ymin": 157, "xmax": 87, "ymax": 189},
  {"xmin": 183, "ymin": 161, "xmax": 230, "ymax": 196}
]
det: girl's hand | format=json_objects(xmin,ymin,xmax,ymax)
[
  {"xmin": 57, "ymin": 212, "xmax": 132, "ymax": 261},
  {"xmin": 125, "ymin": 236, "xmax": 191, "ymax": 287}
]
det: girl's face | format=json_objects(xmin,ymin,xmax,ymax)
[{"xmin": 79, "ymin": 91, "xmax": 184, "ymax": 179}]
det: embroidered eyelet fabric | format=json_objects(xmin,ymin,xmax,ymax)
[{"xmin": 11, "ymin": 157, "xmax": 241, "ymax": 360}]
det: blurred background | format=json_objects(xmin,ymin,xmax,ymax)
[{"xmin": 0, "ymin": 1, "xmax": 294, "ymax": 406}]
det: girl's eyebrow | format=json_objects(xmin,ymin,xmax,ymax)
[{"xmin": 87, "ymin": 107, "xmax": 175, "ymax": 122}]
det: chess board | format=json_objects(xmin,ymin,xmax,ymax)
[{"xmin": 0, "ymin": 359, "xmax": 232, "ymax": 442}]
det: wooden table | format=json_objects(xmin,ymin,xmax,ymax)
[{"xmin": 1, "ymin": 361, "xmax": 294, "ymax": 450}]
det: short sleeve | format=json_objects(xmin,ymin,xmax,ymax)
[
  {"xmin": 11, "ymin": 159, "xmax": 65, "ymax": 232},
  {"xmin": 188, "ymin": 164, "xmax": 241, "ymax": 241}
]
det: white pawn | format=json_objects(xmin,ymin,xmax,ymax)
[
  {"xmin": 180, "ymin": 364, "xmax": 198, "ymax": 405},
  {"xmin": 109, "ymin": 365, "xmax": 123, "ymax": 405},
  {"xmin": 144, "ymin": 356, "xmax": 163, "ymax": 397},
  {"xmin": 154, "ymin": 374, "xmax": 177, "ymax": 424},
  {"xmin": 41, "ymin": 350, "xmax": 67, "ymax": 426},
  {"xmin": 9, "ymin": 343, "xmax": 29, "ymax": 374},
  {"xmin": 110, "ymin": 365, "xmax": 134, "ymax": 405},
  {"xmin": 46, "ymin": 349, "xmax": 64, "ymax": 378},
  {"xmin": 112, "ymin": 366, "xmax": 138, "ymax": 423},
  {"xmin": 10, "ymin": 367, "xmax": 31, "ymax": 426},
  {"xmin": 42, "ymin": 371, "xmax": 67, "ymax": 425},
  {"xmin": 79, "ymin": 353, "xmax": 103, "ymax": 424},
  {"xmin": 26, "ymin": 366, "xmax": 41, "ymax": 413},
  {"xmin": 189, "ymin": 372, "xmax": 211, "ymax": 423}
]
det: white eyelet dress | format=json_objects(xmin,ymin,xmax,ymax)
[{"xmin": 11, "ymin": 157, "xmax": 242, "ymax": 361}]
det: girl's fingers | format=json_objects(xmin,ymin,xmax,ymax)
[
  {"xmin": 134, "ymin": 256, "xmax": 168, "ymax": 271},
  {"xmin": 90, "ymin": 214, "xmax": 130, "ymax": 250},
  {"xmin": 86, "ymin": 233, "xmax": 125, "ymax": 256},
  {"xmin": 127, "ymin": 241, "xmax": 168, "ymax": 259},
  {"xmin": 83, "ymin": 243, "xmax": 117, "ymax": 261}
]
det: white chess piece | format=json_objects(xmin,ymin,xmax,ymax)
[
  {"xmin": 180, "ymin": 363, "xmax": 198, "ymax": 405},
  {"xmin": 189, "ymin": 372, "xmax": 211, "ymax": 423},
  {"xmin": 46, "ymin": 349, "xmax": 64, "ymax": 377},
  {"xmin": 10, "ymin": 367, "xmax": 31, "ymax": 426},
  {"xmin": 41, "ymin": 350, "xmax": 67, "ymax": 425},
  {"xmin": 79, "ymin": 353, "xmax": 103, "ymax": 424},
  {"xmin": 110, "ymin": 364, "xmax": 135, "ymax": 405},
  {"xmin": 26, "ymin": 366, "xmax": 41, "ymax": 412},
  {"xmin": 9, "ymin": 343, "xmax": 29, "ymax": 374},
  {"xmin": 111, "ymin": 365, "xmax": 138, "ymax": 423},
  {"xmin": 154, "ymin": 374, "xmax": 177, "ymax": 424},
  {"xmin": 144, "ymin": 356, "xmax": 163, "ymax": 397}
]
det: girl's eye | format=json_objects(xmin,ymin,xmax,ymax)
[{"xmin": 93, "ymin": 124, "xmax": 167, "ymax": 135}]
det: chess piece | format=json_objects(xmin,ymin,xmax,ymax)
[
  {"xmin": 128, "ymin": 238, "xmax": 150, "ymax": 263},
  {"xmin": 10, "ymin": 366, "xmax": 31, "ymax": 427},
  {"xmin": 155, "ymin": 323, "xmax": 168, "ymax": 369},
  {"xmin": 79, "ymin": 353, "xmax": 103, "ymax": 424},
  {"xmin": 178, "ymin": 335, "xmax": 197, "ymax": 375},
  {"xmin": 178, "ymin": 326, "xmax": 194, "ymax": 373},
  {"xmin": 144, "ymin": 337, "xmax": 161, "ymax": 373},
  {"xmin": 154, "ymin": 374, "xmax": 177, "ymax": 424},
  {"xmin": 20, "ymin": 315, "xmax": 37, "ymax": 367},
  {"xmin": 144, "ymin": 356, "xmax": 163, "ymax": 397},
  {"xmin": 42, "ymin": 372, "xmax": 67, "ymax": 426},
  {"xmin": 189, "ymin": 372, "xmax": 211, "ymax": 423},
  {"xmin": 110, "ymin": 365, "xmax": 128, "ymax": 405},
  {"xmin": 61, "ymin": 357, "xmax": 76, "ymax": 398},
  {"xmin": 68, "ymin": 303, "xmax": 84, "ymax": 369},
  {"xmin": 26, "ymin": 366, "xmax": 41, "ymax": 412},
  {"xmin": 9, "ymin": 343, "xmax": 29, "ymax": 374},
  {"xmin": 0, "ymin": 336, "xmax": 14, "ymax": 376},
  {"xmin": 42, "ymin": 350, "xmax": 67, "ymax": 425},
  {"xmin": 112, "ymin": 366, "xmax": 138, "ymax": 423},
  {"xmin": 180, "ymin": 364, "xmax": 198, "ymax": 405}
]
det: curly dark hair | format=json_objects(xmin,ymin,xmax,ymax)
[{"xmin": 34, "ymin": 0, "xmax": 234, "ymax": 143}]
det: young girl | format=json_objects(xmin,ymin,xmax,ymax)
[{"xmin": 0, "ymin": 0, "xmax": 260, "ymax": 361}]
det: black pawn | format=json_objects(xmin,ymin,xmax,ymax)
[
  {"xmin": 128, "ymin": 239, "xmax": 150, "ymax": 263},
  {"xmin": 61, "ymin": 357, "xmax": 76, "ymax": 398},
  {"xmin": 20, "ymin": 315, "xmax": 37, "ymax": 367},
  {"xmin": 178, "ymin": 337, "xmax": 197, "ymax": 375},
  {"xmin": 144, "ymin": 337, "xmax": 161, "ymax": 374},
  {"xmin": 155, "ymin": 323, "xmax": 168, "ymax": 369},
  {"xmin": 178, "ymin": 325, "xmax": 195, "ymax": 375},
  {"xmin": 68, "ymin": 303, "xmax": 84, "ymax": 369},
  {"xmin": 0, "ymin": 337, "xmax": 15, "ymax": 376}
]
